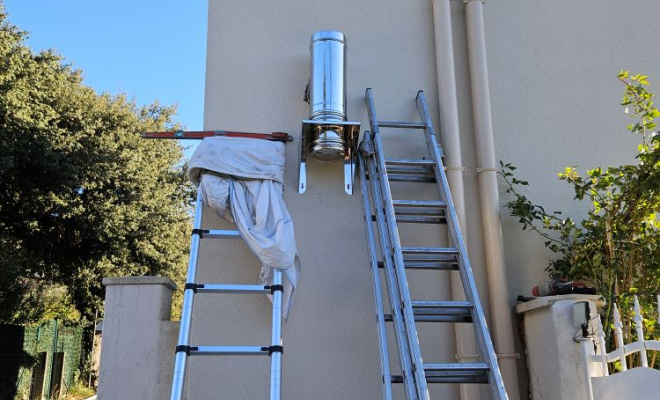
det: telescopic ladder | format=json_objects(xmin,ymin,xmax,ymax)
[
  {"xmin": 358, "ymin": 88, "xmax": 508, "ymax": 400},
  {"xmin": 170, "ymin": 189, "xmax": 284, "ymax": 400}
]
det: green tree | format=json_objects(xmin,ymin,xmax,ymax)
[
  {"xmin": 0, "ymin": 5, "xmax": 192, "ymax": 327},
  {"xmin": 500, "ymin": 72, "xmax": 660, "ymax": 366}
]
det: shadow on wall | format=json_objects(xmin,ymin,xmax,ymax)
[{"xmin": 0, "ymin": 325, "xmax": 35, "ymax": 399}]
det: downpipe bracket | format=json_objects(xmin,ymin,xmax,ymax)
[{"xmin": 476, "ymin": 167, "xmax": 499, "ymax": 174}]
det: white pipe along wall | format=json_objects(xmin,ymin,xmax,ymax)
[
  {"xmin": 431, "ymin": 1, "xmax": 481, "ymax": 400},
  {"xmin": 465, "ymin": 0, "xmax": 521, "ymax": 398}
]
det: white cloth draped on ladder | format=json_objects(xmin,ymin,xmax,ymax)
[{"xmin": 187, "ymin": 136, "xmax": 300, "ymax": 318}]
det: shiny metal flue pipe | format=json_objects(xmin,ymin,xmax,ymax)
[
  {"xmin": 299, "ymin": 30, "xmax": 360, "ymax": 194},
  {"xmin": 309, "ymin": 30, "xmax": 347, "ymax": 160}
]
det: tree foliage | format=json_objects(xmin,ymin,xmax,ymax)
[
  {"xmin": 500, "ymin": 72, "xmax": 660, "ymax": 360},
  {"xmin": 0, "ymin": 6, "xmax": 192, "ymax": 327}
]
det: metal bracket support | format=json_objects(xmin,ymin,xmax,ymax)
[
  {"xmin": 359, "ymin": 138, "xmax": 375, "ymax": 156},
  {"xmin": 298, "ymin": 120, "xmax": 360, "ymax": 195},
  {"xmin": 496, "ymin": 353, "xmax": 521, "ymax": 359},
  {"xmin": 476, "ymin": 167, "xmax": 499, "ymax": 173}
]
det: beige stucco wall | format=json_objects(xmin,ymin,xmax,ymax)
[
  {"xmin": 187, "ymin": 0, "xmax": 660, "ymax": 399},
  {"xmin": 99, "ymin": 277, "xmax": 179, "ymax": 400},
  {"xmin": 487, "ymin": 0, "xmax": 660, "ymax": 330}
]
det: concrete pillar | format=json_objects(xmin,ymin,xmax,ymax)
[
  {"xmin": 515, "ymin": 294, "xmax": 605, "ymax": 400},
  {"xmin": 98, "ymin": 277, "xmax": 179, "ymax": 400}
]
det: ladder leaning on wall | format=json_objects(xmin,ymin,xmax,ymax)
[
  {"xmin": 141, "ymin": 129, "xmax": 293, "ymax": 400},
  {"xmin": 358, "ymin": 88, "xmax": 508, "ymax": 400},
  {"xmin": 169, "ymin": 190, "xmax": 284, "ymax": 400}
]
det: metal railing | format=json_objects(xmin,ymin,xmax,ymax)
[{"xmin": 581, "ymin": 295, "xmax": 660, "ymax": 399}]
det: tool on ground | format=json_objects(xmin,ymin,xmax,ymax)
[
  {"xmin": 533, "ymin": 279, "xmax": 596, "ymax": 297},
  {"xmin": 359, "ymin": 88, "xmax": 509, "ymax": 400}
]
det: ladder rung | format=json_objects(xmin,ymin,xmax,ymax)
[
  {"xmin": 391, "ymin": 200, "xmax": 447, "ymax": 224},
  {"xmin": 425, "ymin": 362, "xmax": 489, "ymax": 371},
  {"xmin": 378, "ymin": 121, "xmax": 427, "ymax": 129},
  {"xmin": 385, "ymin": 299, "xmax": 473, "ymax": 323},
  {"xmin": 380, "ymin": 159, "xmax": 437, "ymax": 183},
  {"xmin": 391, "ymin": 374, "xmax": 489, "ymax": 384},
  {"xmin": 411, "ymin": 300, "xmax": 473, "ymax": 309},
  {"xmin": 204, "ymin": 229, "xmax": 241, "ymax": 239},
  {"xmin": 377, "ymin": 261, "xmax": 458, "ymax": 271},
  {"xmin": 402, "ymin": 247, "xmax": 460, "ymax": 270},
  {"xmin": 402, "ymin": 247, "xmax": 459, "ymax": 255},
  {"xmin": 387, "ymin": 174, "xmax": 436, "ymax": 183},
  {"xmin": 423, "ymin": 363, "xmax": 490, "ymax": 384},
  {"xmin": 392, "ymin": 200, "xmax": 447, "ymax": 208},
  {"xmin": 365, "ymin": 171, "xmax": 435, "ymax": 183},
  {"xmin": 194, "ymin": 284, "xmax": 271, "ymax": 294},
  {"xmin": 384, "ymin": 314, "xmax": 471, "ymax": 323},
  {"xmin": 394, "ymin": 215, "xmax": 446, "ymax": 224},
  {"xmin": 371, "ymin": 215, "xmax": 446, "ymax": 224},
  {"xmin": 385, "ymin": 158, "xmax": 436, "ymax": 166},
  {"xmin": 404, "ymin": 261, "xmax": 458, "ymax": 270},
  {"xmin": 412, "ymin": 315, "xmax": 472, "ymax": 323},
  {"xmin": 410, "ymin": 301, "xmax": 474, "ymax": 323},
  {"xmin": 189, "ymin": 346, "xmax": 269, "ymax": 356}
]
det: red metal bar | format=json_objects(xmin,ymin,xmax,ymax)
[{"xmin": 142, "ymin": 130, "xmax": 293, "ymax": 142}]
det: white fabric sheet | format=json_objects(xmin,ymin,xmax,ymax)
[{"xmin": 188, "ymin": 137, "xmax": 300, "ymax": 318}]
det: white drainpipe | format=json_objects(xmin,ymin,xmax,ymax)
[
  {"xmin": 464, "ymin": 0, "xmax": 521, "ymax": 398},
  {"xmin": 431, "ymin": 1, "xmax": 481, "ymax": 400}
]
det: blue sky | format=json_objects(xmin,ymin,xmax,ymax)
[{"xmin": 4, "ymin": 0, "xmax": 207, "ymax": 157}]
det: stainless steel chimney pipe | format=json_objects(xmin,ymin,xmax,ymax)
[
  {"xmin": 299, "ymin": 30, "xmax": 360, "ymax": 195},
  {"xmin": 309, "ymin": 31, "xmax": 347, "ymax": 160}
]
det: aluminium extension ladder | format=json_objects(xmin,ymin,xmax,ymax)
[
  {"xmin": 170, "ymin": 189, "xmax": 284, "ymax": 400},
  {"xmin": 358, "ymin": 88, "xmax": 508, "ymax": 400}
]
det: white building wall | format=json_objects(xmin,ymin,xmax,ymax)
[{"xmin": 190, "ymin": 1, "xmax": 660, "ymax": 399}]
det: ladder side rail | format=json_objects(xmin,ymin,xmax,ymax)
[
  {"xmin": 358, "ymin": 150, "xmax": 394, "ymax": 400},
  {"xmin": 365, "ymin": 93, "xmax": 430, "ymax": 399},
  {"xmin": 365, "ymin": 88, "xmax": 380, "ymax": 135},
  {"xmin": 270, "ymin": 269, "xmax": 283, "ymax": 400},
  {"xmin": 366, "ymin": 89, "xmax": 431, "ymax": 399},
  {"xmin": 171, "ymin": 189, "xmax": 205, "ymax": 400},
  {"xmin": 416, "ymin": 91, "xmax": 509, "ymax": 400},
  {"xmin": 370, "ymin": 130, "xmax": 430, "ymax": 400},
  {"xmin": 363, "ymin": 140, "xmax": 419, "ymax": 400}
]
